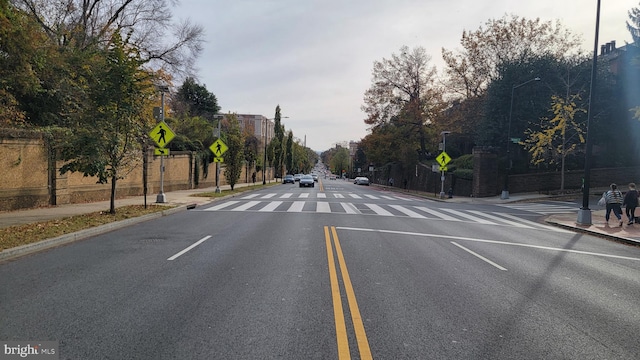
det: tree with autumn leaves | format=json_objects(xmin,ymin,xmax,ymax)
[{"xmin": 359, "ymin": 12, "xmax": 638, "ymax": 192}]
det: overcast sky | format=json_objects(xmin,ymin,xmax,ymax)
[{"xmin": 172, "ymin": 0, "xmax": 638, "ymax": 152}]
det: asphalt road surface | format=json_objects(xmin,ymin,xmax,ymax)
[{"xmin": 2, "ymin": 180, "xmax": 640, "ymax": 359}]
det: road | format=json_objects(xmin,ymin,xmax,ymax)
[{"xmin": 2, "ymin": 180, "xmax": 640, "ymax": 359}]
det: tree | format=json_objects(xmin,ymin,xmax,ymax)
[
  {"xmin": 0, "ymin": 0, "xmax": 48, "ymax": 126},
  {"xmin": 285, "ymin": 131, "xmax": 293, "ymax": 174},
  {"xmin": 442, "ymin": 15, "xmax": 582, "ymax": 100},
  {"xmin": 272, "ymin": 105, "xmax": 285, "ymax": 177},
  {"xmin": 13, "ymin": 0, "xmax": 204, "ymax": 77},
  {"xmin": 329, "ymin": 147, "xmax": 350, "ymax": 177},
  {"xmin": 627, "ymin": 2, "xmax": 640, "ymax": 43},
  {"xmin": 58, "ymin": 33, "xmax": 153, "ymax": 214},
  {"xmin": 173, "ymin": 77, "xmax": 220, "ymax": 121},
  {"xmin": 223, "ymin": 114, "xmax": 245, "ymax": 190},
  {"xmin": 362, "ymin": 46, "xmax": 442, "ymax": 159},
  {"xmin": 522, "ymin": 94, "xmax": 586, "ymax": 190}
]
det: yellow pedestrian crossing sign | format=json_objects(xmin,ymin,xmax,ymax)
[
  {"xmin": 213, "ymin": 157, "xmax": 224, "ymax": 163},
  {"xmin": 436, "ymin": 151, "xmax": 451, "ymax": 167},
  {"xmin": 210, "ymin": 139, "xmax": 228, "ymax": 157},
  {"xmin": 149, "ymin": 121, "xmax": 175, "ymax": 148}
]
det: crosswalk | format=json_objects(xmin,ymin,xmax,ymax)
[
  {"xmin": 239, "ymin": 192, "xmax": 411, "ymax": 201},
  {"xmin": 202, "ymin": 199, "xmax": 566, "ymax": 232},
  {"xmin": 496, "ymin": 202, "xmax": 579, "ymax": 215}
]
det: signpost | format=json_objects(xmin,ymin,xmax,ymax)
[
  {"xmin": 148, "ymin": 89, "xmax": 175, "ymax": 203},
  {"xmin": 209, "ymin": 138, "xmax": 228, "ymax": 193},
  {"xmin": 436, "ymin": 149, "xmax": 451, "ymax": 199}
]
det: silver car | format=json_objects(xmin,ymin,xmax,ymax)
[
  {"xmin": 299, "ymin": 174, "xmax": 315, "ymax": 187},
  {"xmin": 355, "ymin": 177, "xmax": 370, "ymax": 186}
]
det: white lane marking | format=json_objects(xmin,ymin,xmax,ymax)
[
  {"xmin": 364, "ymin": 195, "xmax": 379, "ymax": 199},
  {"xmin": 318, "ymin": 193, "xmax": 327, "ymax": 198},
  {"xmin": 204, "ymin": 201, "xmax": 240, "ymax": 211},
  {"xmin": 260, "ymin": 201, "xmax": 282, "ymax": 212},
  {"xmin": 467, "ymin": 210, "xmax": 534, "ymax": 228},
  {"xmin": 287, "ymin": 201, "xmax": 305, "ymax": 212},
  {"xmin": 364, "ymin": 203, "xmax": 393, "ymax": 216},
  {"xmin": 334, "ymin": 194, "xmax": 345, "ymax": 199},
  {"xmin": 380, "ymin": 196, "xmax": 396, "ymax": 200},
  {"xmin": 441, "ymin": 209, "xmax": 496, "ymax": 224},
  {"xmin": 317, "ymin": 202, "xmax": 331, "ymax": 213},
  {"xmin": 414, "ymin": 206, "xmax": 460, "ymax": 221},
  {"xmin": 341, "ymin": 202, "xmax": 360, "ymax": 214},
  {"xmin": 261, "ymin": 193, "xmax": 276, "ymax": 199},
  {"xmin": 497, "ymin": 212, "xmax": 573, "ymax": 233},
  {"xmin": 451, "ymin": 241, "xmax": 508, "ymax": 271},
  {"xmin": 241, "ymin": 194, "xmax": 260, "ymax": 199},
  {"xmin": 299, "ymin": 193, "xmax": 310, "ymax": 198},
  {"xmin": 349, "ymin": 194, "xmax": 362, "ymax": 199},
  {"xmin": 168, "ymin": 236, "xmax": 211, "ymax": 261},
  {"xmin": 280, "ymin": 193, "xmax": 293, "ymax": 199},
  {"xmin": 389, "ymin": 205, "xmax": 426, "ymax": 218},
  {"xmin": 233, "ymin": 201, "xmax": 261, "ymax": 211},
  {"xmin": 336, "ymin": 227, "xmax": 640, "ymax": 262}
]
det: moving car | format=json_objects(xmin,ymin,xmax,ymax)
[
  {"xmin": 294, "ymin": 174, "xmax": 302, "ymax": 182},
  {"xmin": 312, "ymin": 174, "xmax": 318, "ymax": 182},
  {"xmin": 355, "ymin": 176, "xmax": 370, "ymax": 186},
  {"xmin": 283, "ymin": 174, "xmax": 295, "ymax": 184},
  {"xmin": 299, "ymin": 174, "xmax": 315, "ymax": 187}
]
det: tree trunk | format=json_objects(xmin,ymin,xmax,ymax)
[{"xmin": 110, "ymin": 175, "xmax": 117, "ymax": 214}]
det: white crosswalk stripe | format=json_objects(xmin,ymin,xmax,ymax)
[
  {"xmin": 389, "ymin": 205, "xmax": 426, "ymax": 218},
  {"xmin": 364, "ymin": 203, "xmax": 393, "ymax": 216},
  {"xmin": 280, "ymin": 193, "xmax": 293, "ymax": 198},
  {"xmin": 288, "ymin": 201, "xmax": 305, "ymax": 212},
  {"xmin": 316, "ymin": 202, "xmax": 331, "ymax": 213},
  {"xmin": 364, "ymin": 194, "xmax": 379, "ymax": 199}
]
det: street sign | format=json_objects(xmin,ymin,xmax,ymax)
[
  {"xmin": 213, "ymin": 157, "xmax": 224, "ymax": 163},
  {"xmin": 210, "ymin": 139, "xmax": 228, "ymax": 157},
  {"xmin": 154, "ymin": 147, "xmax": 170, "ymax": 156},
  {"xmin": 511, "ymin": 137, "xmax": 521, "ymax": 143},
  {"xmin": 439, "ymin": 165, "xmax": 448, "ymax": 172},
  {"xmin": 436, "ymin": 151, "xmax": 451, "ymax": 167},
  {"xmin": 149, "ymin": 121, "xmax": 175, "ymax": 148}
]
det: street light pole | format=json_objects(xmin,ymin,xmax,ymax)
[
  {"xmin": 577, "ymin": 0, "xmax": 601, "ymax": 225},
  {"xmin": 501, "ymin": 77, "xmax": 540, "ymax": 200}
]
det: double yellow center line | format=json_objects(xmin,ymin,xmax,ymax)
[{"xmin": 324, "ymin": 226, "xmax": 372, "ymax": 360}]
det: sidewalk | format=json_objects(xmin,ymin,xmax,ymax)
[{"xmin": 1, "ymin": 183, "xmax": 638, "ymax": 261}]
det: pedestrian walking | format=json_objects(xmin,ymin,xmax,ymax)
[
  {"xmin": 623, "ymin": 182, "xmax": 639, "ymax": 225},
  {"xmin": 604, "ymin": 183, "xmax": 624, "ymax": 226}
]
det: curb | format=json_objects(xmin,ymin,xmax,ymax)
[
  {"xmin": 544, "ymin": 218, "xmax": 640, "ymax": 247},
  {"xmin": 0, "ymin": 206, "xmax": 186, "ymax": 262}
]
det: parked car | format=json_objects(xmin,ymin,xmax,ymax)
[
  {"xmin": 283, "ymin": 174, "xmax": 295, "ymax": 184},
  {"xmin": 355, "ymin": 177, "xmax": 370, "ymax": 186},
  {"xmin": 299, "ymin": 174, "xmax": 315, "ymax": 187}
]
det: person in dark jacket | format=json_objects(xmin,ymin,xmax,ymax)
[
  {"xmin": 605, "ymin": 183, "xmax": 624, "ymax": 226},
  {"xmin": 623, "ymin": 182, "xmax": 639, "ymax": 225}
]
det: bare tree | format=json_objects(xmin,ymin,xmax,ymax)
[{"xmin": 12, "ymin": 0, "xmax": 204, "ymax": 76}]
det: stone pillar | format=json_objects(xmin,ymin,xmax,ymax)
[{"xmin": 472, "ymin": 146, "xmax": 499, "ymax": 197}]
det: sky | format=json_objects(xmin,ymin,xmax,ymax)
[{"xmin": 172, "ymin": 0, "xmax": 639, "ymax": 152}]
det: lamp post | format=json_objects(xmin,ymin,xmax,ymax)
[
  {"xmin": 501, "ymin": 77, "xmax": 541, "ymax": 200},
  {"xmin": 439, "ymin": 130, "xmax": 451, "ymax": 199},
  {"xmin": 577, "ymin": 0, "xmax": 601, "ymax": 225}
]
